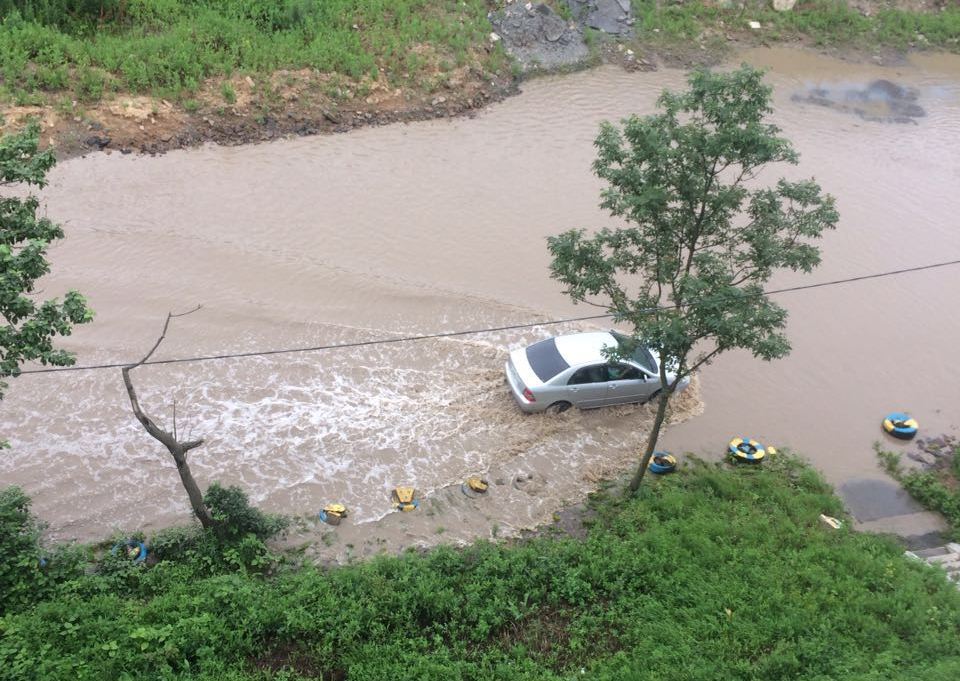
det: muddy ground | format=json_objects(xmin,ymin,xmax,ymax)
[{"xmin": 0, "ymin": 67, "xmax": 519, "ymax": 160}]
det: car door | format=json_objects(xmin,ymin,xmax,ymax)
[
  {"xmin": 604, "ymin": 363, "xmax": 656, "ymax": 406},
  {"xmin": 564, "ymin": 365, "xmax": 609, "ymax": 408}
]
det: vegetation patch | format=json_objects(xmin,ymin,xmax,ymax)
[
  {"xmin": 619, "ymin": 0, "xmax": 960, "ymax": 66},
  {"xmin": 4, "ymin": 454, "xmax": 960, "ymax": 680},
  {"xmin": 0, "ymin": 0, "xmax": 506, "ymax": 105},
  {"xmin": 878, "ymin": 435, "xmax": 960, "ymax": 540}
]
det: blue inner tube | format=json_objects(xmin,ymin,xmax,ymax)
[
  {"xmin": 112, "ymin": 540, "xmax": 147, "ymax": 564},
  {"xmin": 883, "ymin": 412, "xmax": 918, "ymax": 440},
  {"xmin": 649, "ymin": 451, "xmax": 676, "ymax": 474}
]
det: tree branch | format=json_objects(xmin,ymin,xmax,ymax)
[
  {"xmin": 685, "ymin": 345, "xmax": 724, "ymax": 376},
  {"xmin": 579, "ymin": 298, "xmax": 614, "ymax": 310},
  {"xmin": 126, "ymin": 304, "xmax": 202, "ymax": 371}
]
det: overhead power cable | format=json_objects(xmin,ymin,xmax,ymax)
[{"xmin": 13, "ymin": 257, "xmax": 960, "ymax": 376}]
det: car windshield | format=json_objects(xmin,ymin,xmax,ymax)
[
  {"xmin": 611, "ymin": 331, "xmax": 657, "ymax": 374},
  {"xmin": 525, "ymin": 338, "xmax": 570, "ymax": 382}
]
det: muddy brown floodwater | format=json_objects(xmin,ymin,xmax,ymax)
[{"xmin": 2, "ymin": 48, "xmax": 959, "ymax": 552}]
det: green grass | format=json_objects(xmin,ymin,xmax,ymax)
[
  {"xmin": 3, "ymin": 454, "xmax": 960, "ymax": 680},
  {"xmin": 0, "ymin": 1, "xmax": 503, "ymax": 104},
  {"xmin": 629, "ymin": 0, "xmax": 960, "ymax": 51},
  {"xmin": 221, "ymin": 81, "xmax": 237, "ymax": 104}
]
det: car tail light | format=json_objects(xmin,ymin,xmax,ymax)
[{"xmin": 522, "ymin": 387, "xmax": 536, "ymax": 402}]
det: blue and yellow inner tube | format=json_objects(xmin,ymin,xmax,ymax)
[
  {"xmin": 728, "ymin": 437, "xmax": 766, "ymax": 463},
  {"xmin": 648, "ymin": 452, "xmax": 677, "ymax": 474},
  {"xmin": 112, "ymin": 539, "xmax": 147, "ymax": 564},
  {"xmin": 319, "ymin": 503, "xmax": 348, "ymax": 525},
  {"xmin": 883, "ymin": 412, "xmax": 918, "ymax": 440},
  {"xmin": 392, "ymin": 486, "xmax": 420, "ymax": 512}
]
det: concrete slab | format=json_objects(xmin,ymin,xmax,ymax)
[
  {"xmin": 839, "ymin": 477, "xmax": 926, "ymax": 522},
  {"xmin": 855, "ymin": 511, "xmax": 948, "ymax": 550}
]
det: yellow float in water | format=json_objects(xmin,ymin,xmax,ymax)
[
  {"xmin": 461, "ymin": 477, "xmax": 489, "ymax": 497},
  {"xmin": 319, "ymin": 503, "xmax": 348, "ymax": 526},
  {"xmin": 392, "ymin": 486, "xmax": 420, "ymax": 512},
  {"xmin": 882, "ymin": 412, "xmax": 919, "ymax": 440},
  {"xmin": 728, "ymin": 437, "xmax": 766, "ymax": 463}
]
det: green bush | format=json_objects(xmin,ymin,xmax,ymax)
[
  {"xmin": 0, "ymin": 1, "xmax": 123, "ymax": 32},
  {"xmin": 148, "ymin": 524, "xmax": 204, "ymax": 561},
  {"xmin": 204, "ymin": 482, "xmax": 288, "ymax": 542},
  {"xmin": 0, "ymin": 486, "xmax": 45, "ymax": 615},
  {"xmin": 0, "ymin": 486, "xmax": 85, "ymax": 616}
]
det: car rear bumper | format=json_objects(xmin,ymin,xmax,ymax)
[{"xmin": 504, "ymin": 360, "xmax": 542, "ymax": 413}]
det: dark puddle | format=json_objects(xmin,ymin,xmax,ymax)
[{"xmin": 792, "ymin": 79, "xmax": 926, "ymax": 124}]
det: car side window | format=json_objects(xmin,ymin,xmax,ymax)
[
  {"xmin": 607, "ymin": 364, "xmax": 642, "ymax": 381},
  {"xmin": 568, "ymin": 365, "xmax": 607, "ymax": 385}
]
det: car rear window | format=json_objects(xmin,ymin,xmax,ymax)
[
  {"xmin": 611, "ymin": 331, "xmax": 657, "ymax": 374},
  {"xmin": 525, "ymin": 339, "xmax": 570, "ymax": 382}
]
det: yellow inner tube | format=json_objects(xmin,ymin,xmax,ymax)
[
  {"xmin": 393, "ymin": 487, "xmax": 415, "ymax": 504},
  {"xmin": 323, "ymin": 503, "xmax": 347, "ymax": 517},
  {"xmin": 466, "ymin": 477, "xmax": 489, "ymax": 493}
]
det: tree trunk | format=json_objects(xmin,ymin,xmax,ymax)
[
  {"xmin": 121, "ymin": 307, "xmax": 215, "ymax": 530},
  {"xmin": 628, "ymin": 358, "xmax": 676, "ymax": 495},
  {"xmin": 172, "ymin": 449, "xmax": 215, "ymax": 529}
]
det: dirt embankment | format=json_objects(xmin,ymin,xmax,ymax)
[
  {"xmin": 1, "ymin": 65, "xmax": 518, "ymax": 159},
  {"xmin": 0, "ymin": 1, "xmax": 953, "ymax": 158}
]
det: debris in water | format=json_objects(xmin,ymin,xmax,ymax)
[{"xmin": 791, "ymin": 79, "xmax": 926, "ymax": 124}]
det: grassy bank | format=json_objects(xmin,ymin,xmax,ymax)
[
  {"xmin": 0, "ymin": 0, "xmax": 506, "ymax": 105},
  {"xmin": 627, "ymin": 0, "xmax": 960, "ymax": 52},
  {"xmin": 3, "ymin": 454, "xmax": 960, "ymax": 680},
  {"xmin": 3, "ymin": 2, "xmax": 960, "ymax": 108}
]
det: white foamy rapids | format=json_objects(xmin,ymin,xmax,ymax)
[{"xmin": 3, "ymin": 322, "xmax": 646, "ymax": 539}]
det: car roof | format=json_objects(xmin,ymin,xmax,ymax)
[{"xmin": 553, "ymin": 332, "xmax": 617, "ymax": 367}]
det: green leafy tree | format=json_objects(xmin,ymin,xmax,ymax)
[
  {"xmin": 548, "ymin": 66, "xmax": 839, "ymax": 493},
  {"xmin": 1, "ymin": 122, "xmax": 92, "ymax": 399}
]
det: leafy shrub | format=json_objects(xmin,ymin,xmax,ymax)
[
  {"xmin": 0, "ymin": 486, "xmax": 45, "ymax": 614},
  {"xmin": 204, "ymin": 482, "xmax": 288, "ymax": 542},
  {"xmin": 0, "ymin": 1, "xmax": 116, "ymax": 28},
  {"xmin": 145, "ymin": 524, "xmax": 204, "ymax": 561},
  {"xmin": 0, "ymin": 486, "xmax": 84, "ymax": 616}
]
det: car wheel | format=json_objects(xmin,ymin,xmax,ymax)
[
  {"xmin": 646, "ymin": 390, "xmax": 662, "ymax": 404},
  {"xmin": 546, "ymin": 401, "xmax": 572, "ymax": 415}
]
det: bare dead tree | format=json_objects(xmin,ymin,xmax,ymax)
[{"xmin": 122, "ymin": 306, "xmax": 215, "ymax": 529}]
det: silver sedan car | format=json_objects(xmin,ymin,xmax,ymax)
[{"xmin": 504, "ymin": 331, "xmax": 689, "ymax": 414}]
